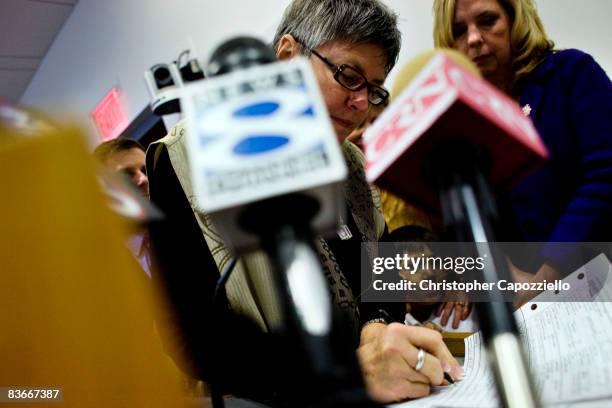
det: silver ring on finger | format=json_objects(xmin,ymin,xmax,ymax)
[{"xmin": 415, "ymin": 347, "xmax": 426, "ymax": 372}]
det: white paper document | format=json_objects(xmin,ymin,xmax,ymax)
[{"xmin": 391, "ymin": 254, "xmax": 612, "ymax": 408}]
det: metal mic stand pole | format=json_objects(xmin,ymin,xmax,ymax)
[
  {"xmin": 426, "ymin": 143, "xmax": 539, "ymax": 408},
  {"xmin": 240, "ymin": 194, "xmax": 379, "ymax": 408}
]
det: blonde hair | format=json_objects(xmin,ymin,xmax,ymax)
[{"xmin": 432, "ymin": 0, "xmax": 554, "ymax": 90}]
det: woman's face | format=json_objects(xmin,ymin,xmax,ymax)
[
  {"xmin": 451, "ymin": 0, "xmax": 512, "ymax": 88},
  {"xmin": 308, "ymin": 41, "xmax": 389, "ymax": 142},
  {"xmin": 346, "ymin": 103, "xmax": 387, "ymax": 150}
]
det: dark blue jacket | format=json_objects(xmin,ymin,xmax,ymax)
[{"xmin": 509, "ymin": 49, "xmax": 612, "ymax": 253}]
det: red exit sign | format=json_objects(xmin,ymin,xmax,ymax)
[{"xmin": 91, "ymin": 88, "xmax": 129, "ymax": 141}]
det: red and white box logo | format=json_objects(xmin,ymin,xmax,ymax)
[{"xmin": 364, "ymin": 52, "xmax": 548, "ymax": 213}]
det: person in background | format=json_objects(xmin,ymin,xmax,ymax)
[
  {"xmin": 94, "ymin": 138, "xmax": 153, "ymax": 278},
  {"xmin": 432, "ymin": 0, "xmax": 612, "ymax": 291},
  {"xmin": 94, "ymin": 138, "xmax": 149, "ymax": 199}
]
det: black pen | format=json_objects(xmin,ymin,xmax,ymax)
[{"xmin": 406, "ymin": 313, "xmax": 456, "ymax": 384}]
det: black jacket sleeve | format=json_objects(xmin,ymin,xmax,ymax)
[{"xmin": 147, "ymin": 147, "xmax": 282, "ymax": 398}]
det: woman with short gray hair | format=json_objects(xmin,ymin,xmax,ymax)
[
  {"xmin": 149, "ymin": 0, "xmax": 462, "ymax": 405},
  {"xmin": 273, "ymin": 0, "xmax": 401, "ymax": 75},
  {"xmin": 273, "ymin": 0, "xmax": 463, "ymax": 403}
]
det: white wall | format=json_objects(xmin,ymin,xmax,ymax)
[{"xmin": 20, "ymin": 0, "xmax": 612, "ymax": 144}]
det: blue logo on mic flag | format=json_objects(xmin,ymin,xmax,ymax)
[
  {"xmin": 232, "ymin": 100, "xmax": 313, "ymax": 118},
  {"xmin": 300, "ymin": 106, "xmax": 314, "ymax": 116},
  {"xmin": 230, "ymin": 99, "xmax": 314, "ymax": 155},
  {"xmin": 233, "ymin": 135, "xmax": 289, "ymax": 155},
  {"xmin": 233, "ymin": 102, "xmax": 280, "ymax": 117}
]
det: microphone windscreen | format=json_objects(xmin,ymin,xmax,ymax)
[
  {"xmin": 391, "ymin": 49, "xmax": 481, "ymax": 101},
  {"xmin": 207, "ymin": 36, "xmax": 276, "ymax": 77}
]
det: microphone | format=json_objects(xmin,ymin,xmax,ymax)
[
  {"xmin": 365, "ymin": 49, "xmax": 548, "ymax": 214},
  {"xmin": 180, "ymin": 36, "xmax": 348, "ymax": 253},
  {"xmin": 364, "ymin": 49, "xmax": 543, "ymax": 408}
]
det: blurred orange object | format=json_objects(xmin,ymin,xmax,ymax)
[{"xmin": 0, "ymin": 127, "xmax": 188, "ymax": 407}]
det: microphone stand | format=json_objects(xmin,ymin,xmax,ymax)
[
  {"xmin": 239, "ymin": 194, "xmax": 379, "ymax": 408},
  {"xmin": 424, "ymin": 142, "xmax": 540, "ymax": 408}
]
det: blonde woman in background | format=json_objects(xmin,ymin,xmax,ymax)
[{"xmin": 432, "ymin": 0, "xmax": 612, "ymax": 289}]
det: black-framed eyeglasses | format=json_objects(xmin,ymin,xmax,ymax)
[{"xmin": 298, "ymin": 42, "xmax": 389, "ymax": 106}]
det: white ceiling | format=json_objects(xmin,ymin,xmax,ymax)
[{"xmin": 0, "ymin": 0, "xmax": 78, "ymax": 103}]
